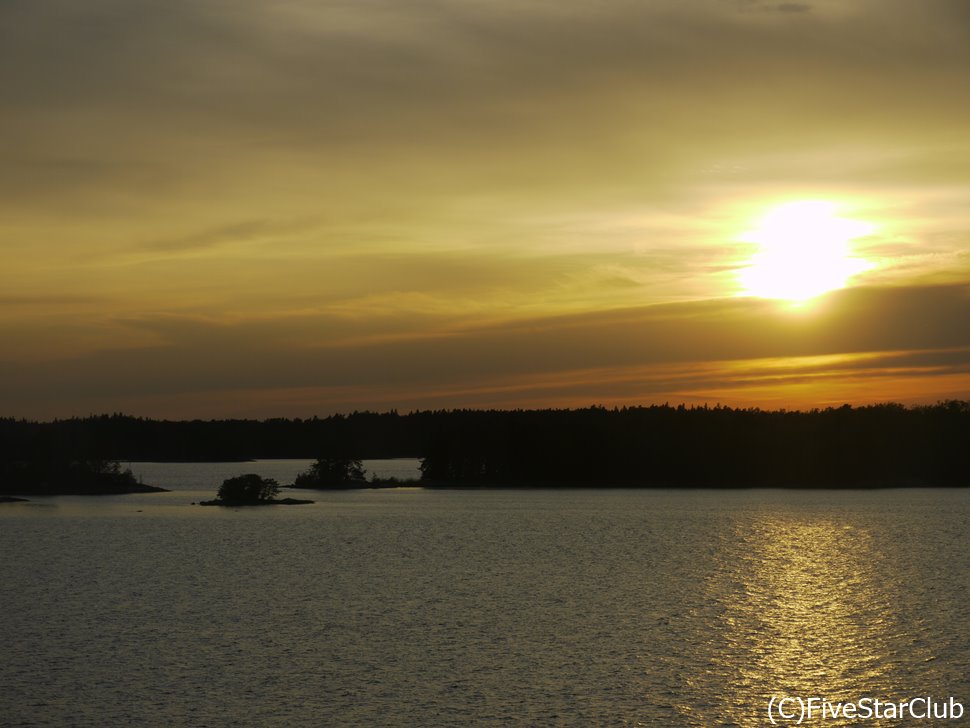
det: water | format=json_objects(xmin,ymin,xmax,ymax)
[
  {"xmin": 3, "ymin": 466, "xmax": 970, "ymax": 726},
  {"xmin": 126, "ymin": 458, "xmax": 425, "ymax": 494}
]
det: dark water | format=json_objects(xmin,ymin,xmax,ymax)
[{"xmin": 3, "ymin": 465, "xmax": 970, "ymax": 726}]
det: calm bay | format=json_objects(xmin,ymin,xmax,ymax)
[{"xmin": 3, "ymin": 461, "xmax": 970, "ymax": 726}]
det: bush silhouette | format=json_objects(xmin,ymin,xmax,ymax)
[
  {"xmin": 216, "ymin": 474, "xmax": 280, "ymax": 503},
  {"xmin": 294, "ymin": 457, "xmax": 367, "ymax": 488}
]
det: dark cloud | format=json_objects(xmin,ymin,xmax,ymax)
[
  {"xmin": 1, "ymin": 284, "xmax": 967, "ymax": 416},
  {"xmin": 5, "ymin": 0, "xmax": 969, "ymax": 150},
  {"xmin": 3, "ymin": 0, "xmax": 969, "ymax": 226}
]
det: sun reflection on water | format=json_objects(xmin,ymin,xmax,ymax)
[{"xmin": 684, "ymin": 513, "xmax": 931, "ymax": 727}]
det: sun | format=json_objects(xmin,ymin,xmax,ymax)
[{"xmin": 737, "ymin": 200, "xmax": 874, "ymax": 302}]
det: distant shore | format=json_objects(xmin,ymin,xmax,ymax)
[
  {"xmin": 2, "ymin": 482, "xmax": 169, "ymax": 497},
  {"xmin": 4, "ymin": 402, "xmax": 968, "ymax": 491},
  {"xmin": 198, "ymin": 497, "xmax": 314, "ymax": 506},
  {"xmin": 417, "ymin": 480, "xmax": 964, "ymax": 490},
  {"xmin": 1, "ymin": 462, "xmax": 170, "ymax": 498}
]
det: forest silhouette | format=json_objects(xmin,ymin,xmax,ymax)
[{"xmin": 1, "ymin": 402, "xmax": 967, "ymax": 491}]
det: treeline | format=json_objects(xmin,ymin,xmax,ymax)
[
  {"xmin": 0, "ymin": 411, "xmax": 427, "ymax": 462},
  {"xmin": 419, "ymin": 402, "xmax": 970, "ymax": 487},
  {"xmin": 1, "ymin": 402, "xmax": 968, "ymax": 487}
]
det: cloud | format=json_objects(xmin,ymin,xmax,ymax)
[
  {"xmin": 736, "ymin": 1, "xmax": 814, "ymax": 14},
  {"xmin": 4, "ymin": 0, "xmax": 970, "ymax": 227},
  {"xmin": 134, "ymin": 218, "xmax": 321, "ymax": 254},
  {"xmin": 0, "ymin": 294, "xmax": 102, "ymax": 307},
  {"xmin": 1, "ymin": 284, "xmax": 967, "ymax": 417},
  {"xmin": 5, "ymin": 1, "xmax": 969, "ymax": 157},
  {"xmin": 2, "ymin": 1, "xmax": 970, "ymax": 416}
]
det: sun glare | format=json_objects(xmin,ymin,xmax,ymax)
[{"xmin": 738, "ymin": 201, "xmax": 874, "ymax": 303}]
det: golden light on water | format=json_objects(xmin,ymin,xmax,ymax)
[
  {"xmin": 697, "ymin": 514, "xmax": 914, "ymax": 728},
  {"xmin": 738, "ymin": 201, "xmax": 875, "ymax": 303},
  {"xmin": 744, "ymin": 521, "xmax": 889, "ymax": 698}
]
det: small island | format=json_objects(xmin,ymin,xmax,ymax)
[
  {"xmin": 291, "ymin": 456, "xmax": 367, "ymax": 489},
  {"xmin": 291, "ymin": 456, "xmax": 419, "ymax": 489},
  {"xmin": 199, "ymin": 473, "xmax": 314, "ymax": 506},
  {"xmin": 1, "ymin": 458, "xmax": 167, "ymax": 498}
]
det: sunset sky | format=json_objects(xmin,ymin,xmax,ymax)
[{"xmin": 2, "ymin": 0, "xmax": 969, "ymax": 419}]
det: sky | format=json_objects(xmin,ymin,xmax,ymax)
[{"xmin": 2, "ymin": 0, "xmax": 969, "ymax": 419}]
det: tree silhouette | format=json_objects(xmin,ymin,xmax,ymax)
[
  {"xmin": 216, "ymin": 474, "xmax": 280, "ymax": 503},
  {"xmin": 293, "ymin": 457, "xmax": 367, "ymax": 488}
]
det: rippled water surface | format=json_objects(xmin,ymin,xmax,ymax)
[{"xmin": 3, "ymin": 466, "xmax": 970, "ymax": 726}]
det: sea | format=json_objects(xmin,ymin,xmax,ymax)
[{"xmin": 3, "ymin": 460, "xmax": 970, "ymax": 726}]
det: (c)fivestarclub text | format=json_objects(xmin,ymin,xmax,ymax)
[{"xmin": 768, "ymin": 696, "xmax": 964, "ymax": 723}]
